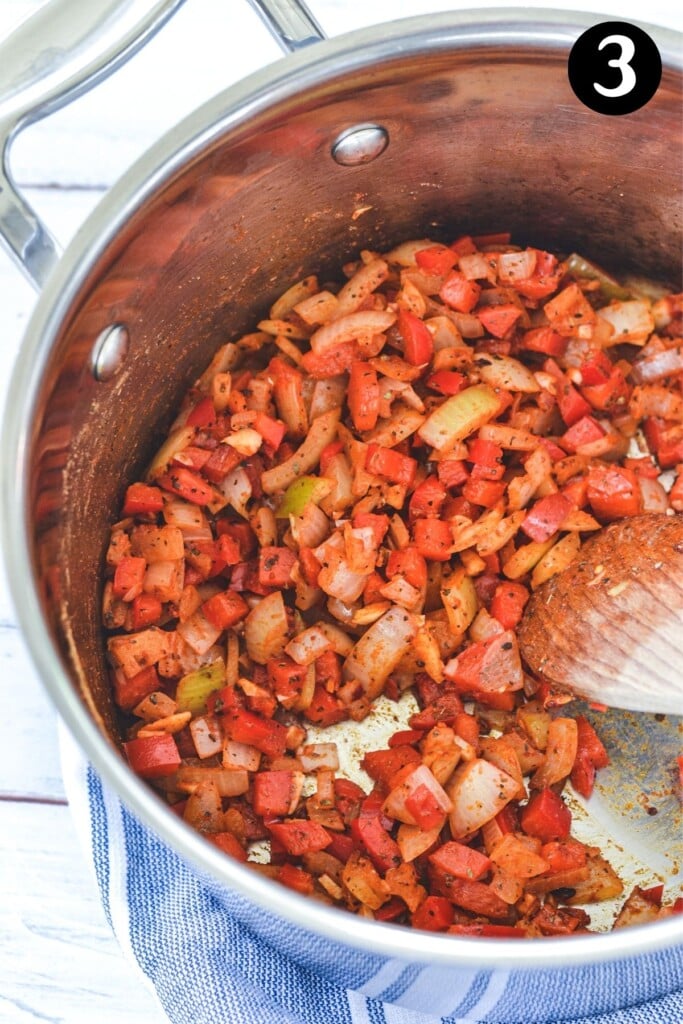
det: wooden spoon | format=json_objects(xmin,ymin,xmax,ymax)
[{"xmin": 517, "ymin": 513, "xmax": 683, "ymax": 715}]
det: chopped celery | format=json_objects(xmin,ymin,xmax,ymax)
[
  {"xmin": 565, "ymin": 253, "xmax": 630, "ymax": 301},
  {"xmin": 276, "ymin": 474, "xmax": 331, "ymax": 518},
  {"xmin": 418, "ymin": 384, "xmax": 500, "ymax": 451},
  {"xmin": 175, "ymin": 659, "xmax": 226, "ymax": 716}
]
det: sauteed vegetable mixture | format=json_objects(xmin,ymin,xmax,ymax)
[{"xmin": 103, "ymin": 232, "xmax": 683, "ymax": 936}]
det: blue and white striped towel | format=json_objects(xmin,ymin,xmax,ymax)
[{"xmin": 60, "ymin": 725, "xmax": 683, "ymax": 1024}]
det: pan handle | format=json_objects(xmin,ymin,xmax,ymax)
[
  {"xmin": 0, "ymin": 0, "xmax": 187, "ymax": 292},
  {"xmin": 245, "ymin": 0, "xmax": 326, "ymax": 52}
]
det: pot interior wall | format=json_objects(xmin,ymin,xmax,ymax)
[{"xmin": 27, "ymin": 42, "xmax": 682, "ymax": 740}]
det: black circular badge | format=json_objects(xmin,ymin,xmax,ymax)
[{"xmin": 568, "ymin": 21, "xmax": 662, "ymax": 115}]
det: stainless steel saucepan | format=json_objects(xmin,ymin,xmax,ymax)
[{"xmin": 1, "ymin": 0, "xmax": 681, "ymax": 998}]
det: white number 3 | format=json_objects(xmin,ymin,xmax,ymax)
[{"xmin": 594, "ymin": 34, "xmax": 637, "ymax": 98}]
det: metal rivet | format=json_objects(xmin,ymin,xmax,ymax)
[
  {"xmin": 331, "ymin": 123, "xmax": 389, "ymax": 166},
  {"xmin": 90, "ymin": 323, "xmax": 130, "ymax": 382}
]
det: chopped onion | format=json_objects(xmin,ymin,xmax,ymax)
[
  {"xmin": 343, "ymin": 605, "xmax": 419, "ymax": 700},
  {"xmin": 147, "ymin": 425, "xmax": 195, "ymax": 479},
  {"xmin": 476, "ymin": 354, "xmax": 540, "ymax": 393},
  {"xmin": 163, "ymin": 500, "xmax": 213, "ymax": 541},
  {"xmin": 132, "ymin": 524, "xmax": 185, "ymax": 562},
  {"xmin": 285, "ymin": 625, "xmax": 333, "ymax": 666},
  {"xmin": 142, "ymin": 558, "xmax": 185, "ymax": 603},
  {"xmin": 597, "ymin": 299, "xmax": 655, "ymax": 346},
  {"xmin": 497, "ymin": 250, "xmax": 537, "ymax": 283},
  {"xmin": 344, "ymin": 524, "xmax": 378, "ymax": 575},
  {"xmin": 318, "ymin": 550, "xmax": 368, "ymax": 604},
  {"xmin": 177, "ymin": 766, "xmax": 249, "ymax": 798},
  {"xmin": 261, "ymin": 408, "xmax": 342, "ymax": 494},
  {"xmin": 632, "ymin": 344, "xmax": 683, "ymax": 384},
  {"xmin": 177, "ymin": 609, "xmax": 223, "ymax": 655},
  {"xmin": 309, "ymin": 310, "xmax": 396, "ymax": 354},
  {"xmin": 317, "ymin": 621, "xmax": 355, "ymax": 656},
  {"xmin": 332, "ymin": 259, "xmax": 389, "ymax": 318},
  {"xmin": 309, "ymin": 375, "xmax": 347, "ymax": 418},
  {"xmin": 299, "ymin": 743, "xmax": 340, "ymax": 773},
  {"xmin": 216, "ymin": 466, "xmax": 252, "ymax": 518},
  {"xmin": 189, "ymin": 714, "xmax": 224, "ymax": 759},
  {"xmin": 244, "ymin": 591, "xmax": 289, "ymax": 664},
  {"xmin": 290, "ymin": 502, "xmax": 330, "ymax": 548},
  {"xmin": 447, "ymin": 758, "xmax": 519, "ymax": 838},
  {"xmin": 222, "ymin": 739, "xmax": 261, "ymax": 772},
  {"xmin": 384, "ymin": 238, "xmax": 435, "ymax": 266}
]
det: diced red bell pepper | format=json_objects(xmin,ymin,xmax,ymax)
[
  {"xmin": 450, "ymin": 234, "xmax": 478, "ymax": 256},
  {"xmin": 123, "ymin": 733, "xmax": 181, "ymax": 779},
  {"xmin": 362, "ymin": 745, "xmax": 422, "ymax": 789},
  {"xmin": 304, "ymin": 684, "xmax": 346, "ymax": 726},
  {"xmin": 223, "ymin": 708, "xmax": 288, "ymax": 758},
  {"xmin": 351, "ymin": 805, "xmax": 402, "ymax": 873},
  {"xmin": 521, "ymin": 492, "xmax": 573, "ymax": 542},
  {"xmin": 569, "ymin": 748, "xmax": 596, "ymax": 800},
  {"xmin": 157, "ymin": 466, "xmax": 217, "ymax": 506},
  {"xmin": 644, "ymin": 417, "xmax": 683, "ymax": 468},
  {"xmin": 432, "ymin": 876, "xmax": 509, "ymax": 920},
  {"xmin": 202, "ymin": 589, "xmax": 249, "ymax": 630},
  {"xmin": 439, "ymin": 270, "xmax": 481, "ymax": 313},
  {"xmin": 462, "ymin": 477, "xmax": 507, "ymax": 508},
  {"xmin": 215, "ymin": 531, "xmax": 243, "ymax": 566},
  {"xmin": 413, "ymin": 517, "xmax": 453, "ymax": 561},
  {"xmin": 519, "ymin": 326, "xmax": 566, "ymax": 358},
  {"xmin": 540, "ymin": 838, "xmax": 588, "ymax": 873},
  {"xmin": 398, "ymin": 309, "xmax": 434, "ymax": 366},
  {"xmin": 253, "ymin": 770, "xmax": 299, "ymax": 817},
  {"xmin": 348, "ymin": 361, "xmax": 380, "ymax": 432},
  {"xmin": 581, "ymin": 367, "xmax": 631, "ymax": 413},
  {"xmin": 490, "ymin": 581, "xmax": 529, "ymax": 630},
  {"xmin": 670, "ymin": 468, "xmax": 683, "ymax": 511},
  {"xmin": 203, "ymin": 444, "xmax": 243, "ymax": 483},
  {"xmin": 437, "ymin": 458, "xmax": 469, "ymax": 489},
  {"xmin": 314, "ymin": 649, "xmax": 342, "ymax": 689},
  {"xmin": 578, "ymin": 351, "xmax": 613, "ymax": 386},
  {"xmin": 557, "ymin": 379, "xmax": 593, "ymax": 427},
  {"xmin": 426, "ymin": 370, "xmax": 467, "ymax": 396},
  {"xmin": 586, "ymin": 464, "xmax": 641, "ymax": 520},
  {"xmin": 520, "ymin": 788, "xmax": 571, "ymax": 841},
  {"xmin": 277, "ymin": 862, "xmax": 315, "ymax": 895},
  {"xmin": 352, "ymin": 512, "xmax": 390, "ymax": 546},
  {"xmin": 253, "ymin": 412, "xmax": 286, "ymax": 453},
  {"xmin": 268, "ymin": 655, "xmax": 308, "ymax": 704},
  {"xmin": 113, "ymin": 556, "xmax": 146, "ymax": 600},
  {"xmin": 301, "ymin": 341, "xmax": 360, "ymax": 379},
  {"xmin": 514, "ymin": 249, "xmax": 563, "ymax": 301},
  {"xmin": 123, "ymin": 482, "xmax": 165, "ymax": 516},
  {"xmin": 409, "ymin": 475, "xmax": 448, "ymax": 520},
  {"xmin": 411, "ymin": 895, "xmax": 455, "ymax": 932},
  {"xmin": 206, "ymin": 832, "xmax": 248, "ymax": 862},
  {"xmin": 186, "ymin": 396, "xmax": 216, "ymax": 428},
  {"xmin": 468, "ymin": 438, "xmax": 505, "ymax": 481},
  {"xmin": 477, "ymin": 303, "xmax": 522, "ymax": 339},
  {"xmin": 453, "ymin": 710, "xmax": 480, "ymax": 748},
  {"xmin": 130, "ymin": 593, "xmax": 163, "ymax": 631},
  {"xmin": 575, "ymin": 715, "xmax": 610, "ymax": 769},
  {"xmin": 560, "ymin": 414, "xmax": 606, "ymax": 453},
  {"xmin": 267, "ymin": 820, "xmax": 332, "ymax": 856},
  {"xmin": 113, "ymin": 664, "xmax": 160, "ymax": 712},
  {"xmin": 403, "ymin": 783, "xmax": 448, "ymax": 831},
  {"xmin": 428, "ymin": 841, "xmax": 492, "ymax": 882},
  {"xmin": 374, "ymin": 897, "xmax": 407, "ymax": 922},
  {"xmin": 319, "ymin": 440, "xmax": 344, "ymax": 473},
  {"xmin": 388, "ymin": 728, "xmax": 425, "ymax": 747},
  {"xmin": 386, "ymin": 546, "xmax": 428, "ymax": 590},
  {"xmin": 297, "ymin": 546, "xmax": 322, "ymax": 587},
  {"xmin": 366, "ymin": 443, "xmax": 418, "ymax": 488},
  {"xmin": 333, "ymin": 777, "xmax": 366, "ymax": 820},
  {"xmin": 258, "ymin": 546, "xmax": 297, "ymax": 588},
  {"xmin": 323, "ymin": 829, "xmax": 357, "ymax": 863},
  {"xmin": 415, "ymin": 244, "xmax": 458, "ymax": 275}
]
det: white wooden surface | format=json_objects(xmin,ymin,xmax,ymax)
[{"xmin": 0, "ymin": 1, "xmax": 680, "ymax": 1022}]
